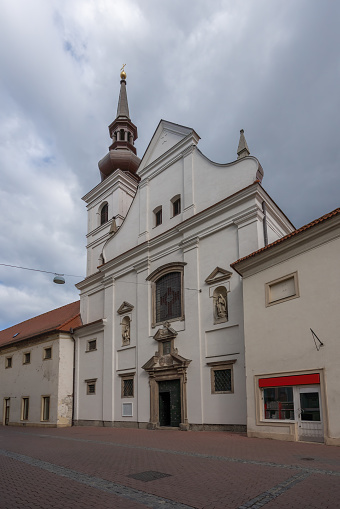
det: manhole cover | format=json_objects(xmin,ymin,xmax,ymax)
[
  {"xmin": 128, "ymin": 471, "xmax": 172, "ymax": 482},
  {"xmin": 301, "ymin": 457, "xmax": 315, "ymax": 461}
]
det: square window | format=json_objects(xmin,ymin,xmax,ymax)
[
  {"xmin": 122, "ymin": 402, "xmax": 133, "ymax": 417},
  {"xmin": 5, "ymin": 357, "xmax": 12, "ymax": 368},
  {"xmin": 122, "ymin": 378, "xmax": 134, "ymax": 398},
  {"xmin": 23, "ymin": 352, "xmax": 31, "ymax": 365},
  {"xmin": 44, "ymin": 347, "xmax": 52, "ymax": 360},
  {"xmin": 87, "ymin": 339, "xmax": 97, "ymax": 352},
  {"xmin": 41, "ymin": 396, "xmax": 50, "ymax": 421},
  {"xmin": 21, "ymin": 397, "xmax": 29, "ymax": 420},
  {"xmin": 86, "ymin": 379, "xmax": 97, "ymax": 395},
  {"xmin": 210, "ymin": 364, "xmax": 234, "ymax": 394}
]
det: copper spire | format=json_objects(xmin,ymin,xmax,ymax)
[{"xmin": 98, "ymin": 68, "xmax": 140, "ymax": 181}]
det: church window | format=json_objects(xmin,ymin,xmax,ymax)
[
  {"xmin": 100, "ymin": 203, "xmax": 108, "ymax": 225},
  {"xmin": 171, "ymin": 195, "xmax": 181, "ymax": 217},
  {"xmin": 210, "ymin": 364, "xmax": 234, "ymax": 394},
  {"xmin": 120, "ymin": 373, "xmax": 135, "ymax": 398},
  {"xmin": 86, "ymin": 379, "xmax": 97, "ymax": 395},
  {"xmin": 87, "ymin": 339, "xmax": 97, "ymax": 352},
  {"xmin": 156, "ymin": 272, "xmax": 182, "ymax": 323},
  {"xmin": 146, "ymin": 263, "xmax": 185, "ymax": 327},
  {"xmin": 154, "ymin": 206, "xmax": 162, "ymax": 227}
]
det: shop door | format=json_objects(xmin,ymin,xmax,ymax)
[
  {"xmin": 158, "ymin": 379, "xmax": 181, "ymax": 427},
  {"xmin": 4, "ymin": 398, "xmax": 10, "ymax": 425},
  {"xmin": 297, "ymin": 387, "xmax": 323, "ymax": 443}
]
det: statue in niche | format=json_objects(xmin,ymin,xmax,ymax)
[
  {"xmin": 213, "ymin": 286, "xmax": 228, "ymax": 323},
  {"xmin": 122, "ymin": 317, "xmax": 130, "ymax": 346},
  {"xmin": 216, "ymin": 293, "xmax": 227, "ymax": 318}
]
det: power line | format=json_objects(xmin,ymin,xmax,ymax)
[{"xmin": 0, "ymin": 263, "xmax": 83, "ymax": 278}]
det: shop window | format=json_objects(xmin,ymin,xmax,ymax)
[
  {"xmin": 21, "ymin": 397, "xmax": 29, "ymax": 420},
  {"xmin": 43, "ymin": 347, "xmax": 52, "ymax": 360},
  {"xmin": 263, "ymin": 386, "xmax": 294, "ymax": 420},
  {"xmin": 5, "ymin": 357, "xmax": 12, "ymax": 368},
  {"xmin": 265, "ymin": 272, "xmax": 299, "ymax": 307},
  {"xmin": 41, "ymin": 396, "xmax": 50, "ymax": 421},
  {"xmin": 100, "ymin": 203, "xmax": 108, "ymax": 225},
  {"xmin": 147, "ymin": 263, "xmax": 185, "ymax": 327},
  {"xmin": 23, "ymin": 352, "xmax": 31, "ymax": 365}
]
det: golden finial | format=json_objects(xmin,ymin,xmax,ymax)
[{"xmin": 120, "ymin": 64, "xmax": 127, "ymax": 80}]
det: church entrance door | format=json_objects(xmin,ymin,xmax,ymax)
[{"xmin": 158, "ymin": 379, "xmax": 181, "ymax": 427}]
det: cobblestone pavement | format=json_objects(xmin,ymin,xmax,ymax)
[{"xmin": 0, "ymin": 426, "xmax": 340, "ymax": 508}]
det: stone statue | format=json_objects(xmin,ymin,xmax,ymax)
[
  {"xmin": 216, "ymin": 293, "xmax": 227, "ymax": 318},
  {"xmin": 122, "ymin": 321, "xmax": 130, "ymax": 345}
]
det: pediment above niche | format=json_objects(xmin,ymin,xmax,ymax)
[
  {"xmin": 142, "ymin": 350, "xmax": 191, "ymax": 372},
  {"xmin": 205, "ymin": 267, "xmax": 233, "ymax": 285},
  {"xmin": 153, "ymin": 323, "xmax": 178, "ymax": 341},
  {"xmin": 117, "ymin": 301, "xmax": 134, "ymax": 315}
]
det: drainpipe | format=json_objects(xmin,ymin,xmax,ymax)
[
  {"xmin": 262, "ymin": 201, "xmax": 268, "ymax": 247},
  {"xmin": 70, "ymin": 329, "xmax": 76, "ymax": 426}
]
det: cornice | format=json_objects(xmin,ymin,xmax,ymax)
[
  {"xmin": 233, "ymin": 214, "xmax": 340, "ymax": 278},
  {"xmin": 138, "ymin": 132, "xmax": 198, "ymax": 181},
  {"xmin": 82, "ymin": 169, "xmax": 138, "ymax": 205}
]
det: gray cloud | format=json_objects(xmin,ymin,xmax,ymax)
[{"xmin": 1, "ymin": 0, "xmax": 339, "ymax": 329}]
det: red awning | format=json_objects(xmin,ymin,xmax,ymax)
[{"xmin": 259, "ymin": 373, "xmax": 320, "ymax": 388}]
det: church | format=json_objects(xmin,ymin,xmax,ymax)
[{"xmin": 71, "ymin": 69, "xmax": 293, "ymax": 429}]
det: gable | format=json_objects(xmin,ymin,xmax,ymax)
[{"xmin": 137, "ymin": 120, "xmax": 196, "ymax": 175}]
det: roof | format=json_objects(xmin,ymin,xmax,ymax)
[
  {"xmin": 0, "ymin": 301, "xmax": 81, "ymax": 348},
  {"xmin": 231, "ymin": 207, "xmax": 340, "ymax": 268}
]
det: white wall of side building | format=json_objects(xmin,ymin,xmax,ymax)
[{"xmin": 234, "ymin": 211, "xmax": 340, "ymax": 445}]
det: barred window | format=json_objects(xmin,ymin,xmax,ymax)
[
  {"xmin": 122, "ymin": 378, "xmax": 134, "ymax": 398},
  {"xmin": 209, "ymin": 364, "xmax": 234, "ymax": 394},
  {"xmin": 156, "ymin": 272, "xmax": 181, "ymax": 323}
]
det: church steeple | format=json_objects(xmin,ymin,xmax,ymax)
[{"xmin": 98, "ymin": 67, "xmax": 140, "ymax": 181}]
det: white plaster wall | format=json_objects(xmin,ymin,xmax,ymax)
[
  {"xmin": 57, "ymin": 334, "xmax": 75, "ymax": 426},
  {"xmin": 75, "ymin": 330, "xmax": 104, "ymax": 421},
  {"xmin": 0, "ymin": 337, "xmax": 61, "ymax": 425},
  {"xmin": 242, "ymin": 235, "xmax": 340, "ymax": 441}
]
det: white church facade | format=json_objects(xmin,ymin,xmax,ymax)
[{"xmin": 72, "ymin": 70, "xmax": 293, "ymax": 430}]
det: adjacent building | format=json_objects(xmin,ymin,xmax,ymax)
[
  {"xmin": 0, "ymin": 301, "xmax": 81, "ymax": 427},
  {"xmin": 232, "ymin": 208, "xmax": 340, "ymax": 445}
]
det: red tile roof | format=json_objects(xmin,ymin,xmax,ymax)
[
  {"xmin": 0, "ymin": 301, "xmax": 81, "ymax": 348},
  {"xmin": 231, "ymin": 207, "xmax": 340, "ymax": 267}
]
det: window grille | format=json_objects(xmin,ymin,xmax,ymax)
[
  {"xmin": 88, "ymin": 340, "xmax": 97, "ymax": 351},
  {"xmin": 123, "ymin": 379, "xmax": 134, "ymax": 397},
  {"xmin": 156, "ymin": 272, "xmax": 181, "ymax": 323},
  {"xmin": 214, "ymin": 369, "xmax": 232, "ymax": 392}
]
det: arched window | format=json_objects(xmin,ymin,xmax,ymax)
[
  {"xmin": 146, "ymin": 263, "xmax": 186, "ymax": 326},
  {"xmin": 171, "ymin": 195, "xmax": 181, "ymax": 217},
  {"xmin": 100, "ymin": 203, "xmax": 108, "ymax": 225}
]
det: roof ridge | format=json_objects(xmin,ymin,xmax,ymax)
[{"xmin": 57, "ymin": 312, "xmax": 82, "ymax": 330}]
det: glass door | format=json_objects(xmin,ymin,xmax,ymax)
[{"xmin": 297, "ymin": 387, "xmax": 323, "ymax": 443}]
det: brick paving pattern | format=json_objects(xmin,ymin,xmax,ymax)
[{"xmin": 0, "ymin": 426, "xmax": 339, "ymax": 508}]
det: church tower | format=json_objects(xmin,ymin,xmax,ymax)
[{"xmin": 82, "ymin": 68, "xmax": 140, "ymax": 276}]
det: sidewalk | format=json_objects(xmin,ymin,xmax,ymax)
[{"xmin": 0, "ymin": 426, "xmax": 339, "ymax": 508}]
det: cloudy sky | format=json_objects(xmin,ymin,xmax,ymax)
[{"xmin": 1, "ymin": 0, "xmax": 339, "ymax": 330}]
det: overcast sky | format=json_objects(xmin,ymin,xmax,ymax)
[{"xmin": 1, "ymin": 0, "xmax": 339, "ymax": 330}]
